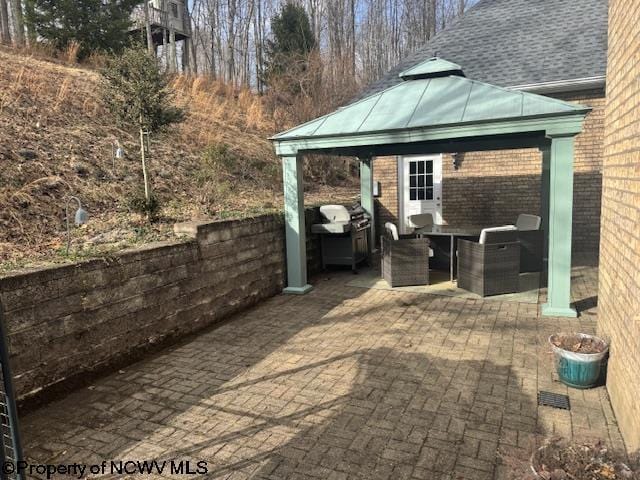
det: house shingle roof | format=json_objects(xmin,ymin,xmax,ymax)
[{"xmin": 357, "ymin": 0, "xmax": 607, "ymax": 100}]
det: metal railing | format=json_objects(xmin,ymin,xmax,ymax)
[{"xmin": 0, "ymin": 303, "xmax": 23, "ymax": 480}]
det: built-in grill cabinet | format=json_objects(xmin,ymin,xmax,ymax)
[{"xmin": 311, "ymin": 204, "xmax": 371, "ymax": 272}]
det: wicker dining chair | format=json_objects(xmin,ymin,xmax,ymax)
[
  {"xmin": 516, "ymin": 214, "xmax": 544, "ymax": 273},
  {"xmin": 381, "ymin": 223, "xmax": 430, "ymax": 287},
  {"xmin": 457, "ymin": 227, "xmax": 520, "ymax": 297},
  {"xmin": 407, "ymin": 213, "xmax": 434, "ymax": 229}
]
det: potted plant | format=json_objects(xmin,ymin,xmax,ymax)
[
  {"xmin": 549, "ymin": 333, "xmax": 608, "ymax": 389},
  {"xmin": 530, "ymin": 437, "xmax": 639, "ymax": 479}
]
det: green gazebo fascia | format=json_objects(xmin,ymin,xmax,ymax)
[{"xmin": 270, "ymin": 58, "xmax": 591, "ymax": 317}]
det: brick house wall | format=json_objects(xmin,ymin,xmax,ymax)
[
  {"xmin": 373, "ymin": 90, "xmax": 604, "ymax": 256},
  {"xmin": 597, "ymin": 0, "xmax": 640, "ymax": 452}
]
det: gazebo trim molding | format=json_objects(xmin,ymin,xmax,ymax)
[{"xmin": 272, "ymin": 113, "xmax": 587, "ymax": 156}]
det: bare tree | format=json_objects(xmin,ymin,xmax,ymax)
[
  {"xmin": 10, "ymin": 0, "xmax": 24, "ymax": 46},
  {"xmin": 0, "ymin": 0, "xmax": 11, "ymax": 45},
  {"xmin": 184, "ymin": 0, "xmax": 472, "ymax": 97}
]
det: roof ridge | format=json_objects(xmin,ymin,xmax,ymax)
[
  {"xmin": 404, "ymin": 79, "xmax": 432, "ymax": 127},
  {"xmin": 355, "ymin": 91, "xmax": 386, "ymax": 133}
]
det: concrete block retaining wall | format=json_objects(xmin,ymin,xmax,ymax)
[{"xmin": 0, "ymin": 209, "xmax": 321, "ymax": 402}]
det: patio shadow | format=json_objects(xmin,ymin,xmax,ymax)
[{"xmin": 233, "ymin": 347, "xmax": 542, "ymax": 480}]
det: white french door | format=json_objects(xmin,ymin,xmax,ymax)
[{"xmin": 399, "ymin": 155, "xmax": 443, "ymax": 233}]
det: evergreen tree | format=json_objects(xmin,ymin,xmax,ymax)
[
  {"xmin": 263, "ymin": 2, "xmax": 317, "ymax": 87},
  {"xmin": 101, "ymin": 46, "xmax": 185, "ymax": 215},
  {"xmin": 27, "ymin": 0, "xmax": 138, "ymax": 59}
]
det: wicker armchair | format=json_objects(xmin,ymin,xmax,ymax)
[
  {"xmin": 381, "ymin": 223, "xmax": 430, "ymax": 287},
  {"xmin": 457, "ymin": 229, "xmax": 520, "ymax": 297}
]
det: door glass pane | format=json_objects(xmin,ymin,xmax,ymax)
[{"xmin": 407, "ymin": 159, "xmax": 439, "ymax": 204}]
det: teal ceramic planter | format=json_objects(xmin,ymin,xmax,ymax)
[{"xmin": 549, "ymin": 334, "xmax": 609, "ymax": 389}]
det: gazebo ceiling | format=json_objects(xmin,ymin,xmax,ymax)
[{"xmin": 271, "ymin": 57, "xmax": 590, "ymax": 148}]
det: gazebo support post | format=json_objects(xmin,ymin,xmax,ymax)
[
  {"xmin": 359, "ymin": 157, "xmax": 376, "ymax": 252},
  {"xmin": 540, "ymin": 145, "xmax": 551, "ymax": 270},
  {"xmin": 542, "ymin": 135, "xmax": 577, "ymax": 317},
  {"xmin": 281, "ymin": 154, "xmax": 312, "ymax": 294}
]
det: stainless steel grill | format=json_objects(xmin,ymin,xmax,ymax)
[{"xmin": 311, "ymin": 204, "xmax": 371, "ymax": 272}]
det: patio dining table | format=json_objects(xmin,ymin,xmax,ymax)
[{"xmin": 415, "ymin": 224, "xmax": 488, "ymax": 283}]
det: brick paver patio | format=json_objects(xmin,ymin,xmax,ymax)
[{"xmin": 22, "ymin": 264, "xmax": 624, "ymax": 479}]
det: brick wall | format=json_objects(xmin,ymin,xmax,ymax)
[
  {"xmin": 0, "ymin": 210, "xmax": 321, "ymax": 403},
  {"xmin": 374, "ymin": 156, "xmax": 399, "ymax": 239},
  {"xmin": 597, "ymin": 0, "xmax": 640, "ymax": 452},
  {"xmin": 373, "ymin": 90, "xmax": 605, "ymax": 255}
]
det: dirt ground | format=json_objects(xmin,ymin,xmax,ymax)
[{"xmin": 0, "ymin": 47, "xmax": 359, "ymax": 274}]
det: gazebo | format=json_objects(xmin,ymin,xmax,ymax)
[{"xmin": 270, "ymin": 58, "xmax": 590, "ymax": 317}]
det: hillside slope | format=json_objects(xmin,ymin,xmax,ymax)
[{"xmin": 0, "ymin": 49, "xmax": 357, "ymax": 272}]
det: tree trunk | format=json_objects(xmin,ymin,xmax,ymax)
[
  {"xmin": 226, "ymin": 0, "xmax": 237, "ymax": 84},
  {"xmin": 143, "ymin": 0, "xmax": 155, "ymax": 56},
  {"xmin": 428, "ymin": 0, "xmax": 436, "ymax": 38},
  {"xmin": 162, "ymin": 28, "xmax": 169, "ymax": 69},
  {"xmin": 23, "ymin": 0, "xmax": 34, "ymax": 43},
  {"xmin": 183, "ymin": 0, "xmax": 197, "ymax": 74},
  {"xmin": 0, "ymin": 0, "xmax": 11, "ymax": 44},
  {"xmin": 139, "ymin": 126, "xmax": 151, "ymax": 202},
  {"xmin": 350, "ymin": 0, "xmax": 356, "ymax": 76},
  {"xmin": 182, "ymin": 38, "xmax": 189, "ymax": 73},
  {"xmin": 10, "ymin": 0, "xmax": 24, "ymax": 46},
  {"xmin": 253, "ymin": 0, "xmax": 263, "ymax": 92},
  {"xmin": 169, "ymin": 28, "xmax": 177, "ymax": 72}
]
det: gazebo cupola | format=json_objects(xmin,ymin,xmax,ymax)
[{"xmin": 398, "ymin": 57, "xmax": 465, "ymax": 80}]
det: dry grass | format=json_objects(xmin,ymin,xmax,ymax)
[
  {"xmin": 64, "ymin": 41, "xmax": 81, "ymax": 65},
  {"xmin": 0, "ymin": 48, "xmax": 357, "ymax": 274}
]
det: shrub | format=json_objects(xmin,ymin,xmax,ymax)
[{"xmin": 127, "ymin": 191, "xmax": 160, "ymax": 221}]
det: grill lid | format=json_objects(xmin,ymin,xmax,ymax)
[{"xmin": 319, "ymin": 205, "xmax": 351, "ymax": 223}]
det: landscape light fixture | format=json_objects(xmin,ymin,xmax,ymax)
[
  {"xmin": 115, "ymin": 144, "xmax": 124, "ymax": 159},
  {"xmin": 112, "ymin": 140, "xmax": 124, "ymax": 172},
  {"xmin": 65, "ymin": 196, "xmax": 88, "ymax": 255}
]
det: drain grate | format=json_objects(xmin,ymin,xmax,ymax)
[{"xmin": 538, "ymin": 391, "xmax": 571, "ymax": 410}]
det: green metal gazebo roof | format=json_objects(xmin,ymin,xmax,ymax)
[{"xmin": 271, "ymin": 58, "xmax": 590, "ymax": 153}]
